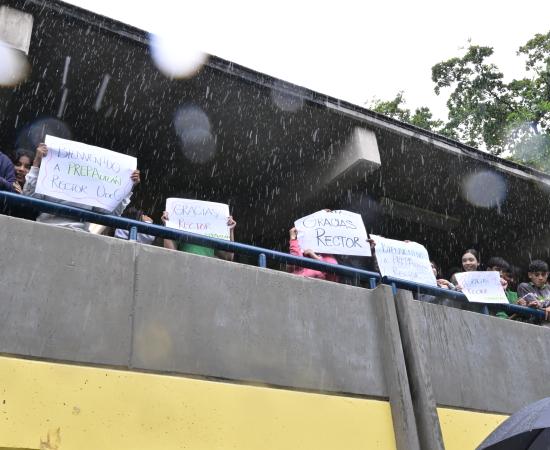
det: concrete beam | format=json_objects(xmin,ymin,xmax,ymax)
[
  {"xmin": 0, "ymin": 6, "xmax": 33, "ymax": 54},
  {"xmin": 321, "ymin": 127, "xmax": 381, "ymax": 187}
]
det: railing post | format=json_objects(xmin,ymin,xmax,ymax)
[
  {"xmin": 481, "ymin": 304, "xmax": 489, "ymax": 315},
  {"xmin": 129, "ymin": 226, "xmax": 138, "ymax": 241},
  {"xmin": 369, "ymin": 277, "xmax": 377, "ymax": 289},
  {"xmin": 258, "ymin": 253, "xmax": 266, "ymax": 268}
]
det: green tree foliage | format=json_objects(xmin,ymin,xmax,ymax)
[
  {"xmin": 370, "ymin": 92, "xmax": 445, "ymax": 134},
  {"xmin": 371, "ymin": 31, "xmax": 550, "ymax": 172}
]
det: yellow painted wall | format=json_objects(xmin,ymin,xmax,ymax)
[
  {"xmin": 0, "ymin": 356, "xmax": 396, "ymax": 450},
  {"xmin": 438, "ymin": 406, "xmax": 508, "ymax": 450}
]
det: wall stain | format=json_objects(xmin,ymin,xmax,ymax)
[{"xmin": 40, "ymin": 428, "xmax": 61, "ymax": 450}]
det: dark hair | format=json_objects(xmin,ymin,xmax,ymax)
[
  {"xmin": 486, "ymin": 256, "xmax": 510, "ymax": 272},
  {"xmin": 121, "ymin": 206, "xmax": 144, "ymax": 221},
  {"xmin": 529, "ymin": 260, "xmax": 549, "ymax": 273},
  {"xmin": 447, "ymin": 266, "xmax": 462, "ymax": 279},
  {"xmin": 430, "ymin": 260, "xmax": 440, "ymax": 278},
  {"xmin": 14, "ymin": 148, "xmax": 35, "ymax": 162},
  {"xmin": 462, "ymin": 249, "xmax": 480, "ymax": 262}
]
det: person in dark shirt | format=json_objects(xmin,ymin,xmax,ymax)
[
  {"xmin": 0, "ymin": 150, "xmax": 16, "ymax": 192},
  {"xmin": 517, "ymin": 260, "xmax": 550, "ymax": 307},
  {"xmin": 0, "ymin": 150, "xmax": 17, "ymax": 216}
]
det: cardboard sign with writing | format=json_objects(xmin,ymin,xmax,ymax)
[
  {"xmin": 36, "ymin": 135, "xmax": 137, "ymax": 211},
  {"xmin": 165, "ymin": 198, "xmax": 230, "ymax": 240},
  {"xmin": 371, "ymin": 235, "xmax": 437, "ymax": 286},
  {"xmin": 453, "ymin": 271, "xmax": 509, "ymax": 304},
  {"xmin": 294, "ymin": 210, "xmax": 371, "ymax": 256}
]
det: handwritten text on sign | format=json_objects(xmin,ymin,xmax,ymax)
[
  {"xmin": 35, "ymin": 135, "xmax": 137, "ymax": 211},
  {"xmin": 371, "ymin": 235, "xmax": 437, "ymax": 286},
  {"xmin": 453, "ymin": 271, "xmax": 508, "ymax": 304},
  {"xmin": 294, "ymin": 210, "xmax": 371, "ymax": 256},
  {"xmin": 165, "ymin": 198, "xmax": 230, "ymax": 240}
]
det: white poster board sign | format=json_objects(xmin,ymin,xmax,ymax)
[
  {"xmin": 371, "ymin": 235, "xmax": 437, "ymax": 286},
  {"xmin": 453, "ymin": 271, "xmax": 508, "ymax": 304},
  {"xmin": 294, "ymin": 210, "xmax": 371, "ymax": 256},
  {"xmin": 35, "ymin": 135, "xmax": 137, "ymax": 212},
  {"xmin": 165, "ymin": 198, "xmax": 230, "ymax": 240}
]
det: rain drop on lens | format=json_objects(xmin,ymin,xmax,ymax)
[
  {"xmin": 149, "ymin": 31, "xmax": 208, "ymax": 79},
  {"xmin": 17, "ymin": 118, "xmax": 72, "ymax": 149},
  {"xmin": 173, "ymin": 104, "xmax": 217, "ymax": 164},
  {"xmin": 461, "ymin": 171, "xmax": 507, "ymax": 209}
]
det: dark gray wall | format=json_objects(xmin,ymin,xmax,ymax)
[
  {"xmin": 0, "ymin": 215, "xmax": 390, "ymax": 398},
  {"xmin": 132, "ymin": 244, "xmax": 389, "ymax": 395},
  {"xmin": 0, "ymin": 214, "xmax": 423, "ymax": 449},
  {"xmin": 4, "ymin": 213, "xmax": 550, "ymax": 449},
  {"xmin": 0, "ymin": 215, "xmax": 135, "ymax": 365},
  {"xmin": 398, "ymin": 292, "xmax": 550, "ymax": 415}
]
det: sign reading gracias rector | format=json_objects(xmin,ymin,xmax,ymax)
[
  {"xmin": 294, "ymin": 210, "xmax": 371, "ymax": 256},
  {"xmin": 165, "ymin": 198, "xmax": 231, "ymax": 241}
]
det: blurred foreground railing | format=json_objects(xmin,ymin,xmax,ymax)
[{"xmin": 0, "ymin": 191, "xmax": 545, "ymax": 321}]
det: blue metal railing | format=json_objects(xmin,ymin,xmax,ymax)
[
  {"xmin": 0, "ymin": 191, "xmax": 545, "ymax": 321},
  {"xmin": 383, "ymin": 276, "xmax": 546, "ymax": 320}
]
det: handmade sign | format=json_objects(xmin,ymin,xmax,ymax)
[
  {"xmin": 453, "ymin": 271, "xmax": 508, "ymax": 304},
  {"xmin": 294, "ymin": 209, "xmax": 371, "ymax": 256},
  {"xmin": 371, "ymin": 235, "xmax": 437, "ymax": 286},
  {"xmin": 36, "ymin": 135, "xmax": 137, "ymax": 211},
  {"xmin": 165, "ymin": 198, "xmax": 230, "ymax": 240}
]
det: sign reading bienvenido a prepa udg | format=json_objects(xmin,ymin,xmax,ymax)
[{"xmin": 36, "ymin": 135, "xmax": 136, "ymax": 212}]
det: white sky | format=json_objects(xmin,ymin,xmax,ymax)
[{"xmin": 65, "ymin": 0, "xmax": 550, "ymax": 120}]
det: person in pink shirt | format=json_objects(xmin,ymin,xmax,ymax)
[{"xmin": 288, "ymin": 226, "xmax": 339, "ymax": 282}]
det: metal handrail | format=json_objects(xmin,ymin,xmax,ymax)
[
  {"xmin": 383, "ymin": 276, "xmax": 546, "ymax": 319},
  {"xmin": 0, "ymin": 191, "xmax": 381, "ymax": 286},
  {"xmin": 0, "ymin": 191, "xmax": 545, "ymax": 320}
]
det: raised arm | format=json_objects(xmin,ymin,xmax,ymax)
[
  {"xmin": 22, "ymin": 143, "xmax": 47, "ymax": 197},
  {"xmin": 108, "ymin": 169, "xmax": 140, "ymax": 216},
  {"xmin": 161, "ymin": 211, "xmax": 177, "ymax": 250},
  {"xmin": 215, "ymin": 216, "xmax": 236, "ymax": 261}
]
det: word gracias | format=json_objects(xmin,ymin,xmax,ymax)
[
  {"xmin": 172, "ymin": 204, "xmax": 221, "ymax": 218},
  {"xmin": 302, "ymin": 217, "xmax": 363, "ymax": 249}
]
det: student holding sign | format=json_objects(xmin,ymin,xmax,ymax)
[
  {"xmin": 23, "ymin": 142, "xmax": 140, "ymax": 231},
  {"xmin": 161, "ymin": 199, "xmax": 237, "ymax": 261},
  {"xmin": 450, "ymin": 249, "xmax": 481, "ymax": 285},
  {"xmin": 516, "ymin": 260, "xmax": 550, "ymax": 323},
  {"xmin": 288, "ymin": 226, "xmax": 339, "ymax": 282}
]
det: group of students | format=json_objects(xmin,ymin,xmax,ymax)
[
  {"xmin": 2, "ymin": 145, "xmax": 550, "ymax": 323},
  {"xmin": 0, "ymin": 144, "xmax": 236, "ymax": 254},
  {"xmin": 290, "ymin": 231, "xmax": 550, "ymax": 323},
  {"xmin": 434, "ymin": 250, "xmax": 550, "ymax": 322}
]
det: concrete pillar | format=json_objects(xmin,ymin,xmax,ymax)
[
  {"xmin": 394, "ymin": 289, "xmax": 445, "ymax": 450},
  {"xmin": 373, "ymin": 286, "xmax": 421, "ymax": 450}
]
